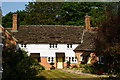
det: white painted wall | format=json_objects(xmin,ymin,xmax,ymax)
[{"xmin": 18, "ymin": 44, "xmax": 79, "ymax": 58}]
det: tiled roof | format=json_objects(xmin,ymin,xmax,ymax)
[
  {"xmin": 74, "ymin": 30, "xmax": 96, "ymax": 51},
  {"xmin": 11, "ymin": 25, "xmax": 84, "ymax": 44}
]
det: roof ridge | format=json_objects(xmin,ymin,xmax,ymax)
[{"xmin": 19, "ymin": 25, "xmax": 84, "ymax": 28}]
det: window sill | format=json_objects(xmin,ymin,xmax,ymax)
[
  {"xmin": 49, "ymin": 48, "xmax": 58, "ymax": 50},
  {"xmin": 65, "ymin": 62, "xmax": 77, "ymax": 63},
  {"xmin": 67, "ymin": 48, "xmax": 73, "ymax": 50},
  {"xmin": 47, "ymin": 62, "xmax": 54, "ymax": 63}
]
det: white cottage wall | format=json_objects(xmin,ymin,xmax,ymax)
[{"xmin": 18, "ymin": 44, "xmax": 79, "ymax": 57}]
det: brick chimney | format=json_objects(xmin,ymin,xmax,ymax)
[
  {"xmin": 85, "ymin": 15, "xmax": 90, "ymax": 30},
  {"xmin": 12, "ymin": 13, "xmax": 18, "ymax": 32}
]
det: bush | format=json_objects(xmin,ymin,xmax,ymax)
[
  {"xmin": 50, "ymin": 62, "xmax": 54, "ymax": 66},
  {"xmin": 50, "ymin": 62, "xmax": 55, "ymax": 70},
  {"xmin": 79, "ymin": 64, "xmax": 88, "ymax": 68},
  {"xmin": 2, "ymin": 49, "xmax": 44, "ymax": 80},
  {"xmin": 81, "ymin": 63, "xmax": 107, "ymax": 75},
  {"xmin": 67, "ymin": 61, "xmax": 70, "ymax": 68},
  {"xmin": 82, "ymin": 64, "xmax": 94, "ymax": 74}
]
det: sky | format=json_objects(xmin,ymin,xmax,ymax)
[{"xmin": 1, "ymin": 2, "xmax": 29, "ymax": 16}]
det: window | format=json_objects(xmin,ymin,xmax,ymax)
[
  {"xmin": 98, "ymin": 56, "xmax": 104, "ymax": 64},
  {"xmin": 30, "ymin": 53, "xmax": 41, "ymax": 62},
  {"xmin": 49, "ymin": 43, "xmax": 57, "ymax": 48},
  {"xmin": 21, "ymin": 44, "xmax": 23, "ymax": 47},
  {"xmin": 67, "ymin": 44, "xmax": 72, "ymax": 48},
  {"xmin": 47, "ymin": 57, "xmax": 54, "ymax": 63},
  {"xmin": 21, "ymin": 44, "xmax": 27, "ymax": 48},
  {"xmin": 24, "ymin": 44, "xmax": 26, "ymax": 48},
  {"xmin": 80, "ymin": 54, "xmax": 84, "ymax": 62},
  {"xmin": 65, "ymin": 57, "xmax": 77, "ymax": 63}
]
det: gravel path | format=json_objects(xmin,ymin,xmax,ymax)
[{"xmin": 62, "ymin": 69, "xmax": 109, "ymax": 78}]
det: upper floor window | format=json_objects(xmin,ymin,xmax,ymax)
[
  {"xmin": 67, "ymin": 44, "xmax": 72, "ymax": 48},
  {"xmin": 49, "ymin": 43, "xmax": 57, "ymax": 48},
  {"xmin": 21, "ymin": 44, "xmax": 27, "ymax": 48}
]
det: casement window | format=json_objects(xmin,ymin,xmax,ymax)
[
  {"xmin": 21, "ymin": 44, "xmax": 27, "ymax": 48},
  {"xmin": 47, "ymin": 57, "xmax": 54, "ymax": 63},
  {"xmin": 65, "ymin": 57, "xmax": 77, "ymax": 63},
  {"xmin": 67, "ymin": 44, "xmax": 72, "ymax": 48},
  {"xmin": 98, "ymin": 56, "xmax": 104, "ymax": 64},
  {"xmin": 80, "ymin": 54, "xmax": 84, "ymax": 62},
  {"xmin": 49, "ymin": 43, "xmax": 57, "ymax": 48}
]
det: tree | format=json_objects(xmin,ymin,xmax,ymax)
[
  {"xmin": 2, "ymin": 10, "xmax": 27, "ymax": 28},
  {"xmin": 59, "ymin": 2, "xmax": 105, "ymax": 26},
  {"xmin": 2, "ymin": 2, "xmax": 107, "ymax": 27},
  {"xmin": 2, "ymin": 12, "xmax": 13, "ymax": 28},
  {"xmin": 95, "ymin": 2, "xmax": 120, "ymax": 77},
  {"xmin": 2, "ymin": 48, "xmax": 44, "ymax": 80},
  {"xmin": 24, "ymin": 2, "xmax": 62, "ymax": 25},
  {"xmin": 0, "ymin": 6, "xmax": 2, "ymax": 25}
]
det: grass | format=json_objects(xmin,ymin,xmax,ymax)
[{"xmin": 36, "ymin": 70, "xmax": 102, "ymax": 80}]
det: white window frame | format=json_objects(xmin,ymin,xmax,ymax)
[
  {"xmin": 65, "ymin": 57, "xmax": 77, "ymax": 63},
  {"xmin": 21, "ymin": 44, "xmax": 27, "ymax": 48},
  {"xmin": 80, "ymin": 54, "xmax": 84, "ymax": 62},
  {"xmin": 47, "ymin": 57, "xmax": 54, "ymax": 63},
  {"xmin": 98, "ymin": 56, "xmax": 104, "ymax": 64},
  {"xmin": 67, "ymin": 44, "xmax": 73, "ymax": 49},
  {"xmin": 49, "ymin": 43, "xmax": 58, "ymax": 49}
]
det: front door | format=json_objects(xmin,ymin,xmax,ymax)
[{"xmin": 57, "ymin": 57, "xmax": 63, "ymax": 69}]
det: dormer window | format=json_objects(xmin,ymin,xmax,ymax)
[
  {"xmin": 67, "ymin": 44, "xmax": 72, "ymax": 48},
  {"xmin": 49, "ymin": 43, "xmax": 57, "ymax": 48}
]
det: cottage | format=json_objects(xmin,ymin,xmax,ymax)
[{"xmin": 6, "ymin": 14, "xmax": 101, "ymax": 69}]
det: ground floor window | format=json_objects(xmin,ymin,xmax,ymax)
[
  {"xmin": 30, "ymin": 53, "xmax": 41, "ymax": 62},
  {"xmin": 80, "ymin": 54, "xmax": 84, "ymax": 62},
  {"xmin": 47, "ymin": 57, "xmax": 54, "ymax": 63},
  {"xmin": 98, "ymin": 56, "xmax": 104, "ymax": 64},
  {"xmin": 65, "ymin": 57, "xmax": 77, "ymax": 63}
]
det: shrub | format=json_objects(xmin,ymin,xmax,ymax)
[
  {"xmin": 50, "ymin": 62, "xmax": 54, "ymax": 66},
  {"xmin": 67, "ymin": 61, "xmax": 70, "ymax": 68},
  {"xmin": 79, "ymin": 64, "xmax": 88, "ymax": 68},
  {"xmin": 50, "ymin": 62, "xmax": 55, "ymax": 70},
  {"xmin": 31, "ymin": 63, "xmax": 45, "ymax": 71},
  {"xmin": 2, "ymin": 49, "xmax": 44, "ymax": 80},
  {"xmin": 82, "ymin": 64, "xmax": 95, "ymax": 74},
  {"xmin": 82, "ymin": 62, "xmax": 107, "ymax": 75}
]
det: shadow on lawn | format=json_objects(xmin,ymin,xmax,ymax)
[
  {"xmin": 35, "ymin": 76, "xmax": 46, "ymax": 80},
  {"xmin": 35, "ymin": 76, "xmax": 108, "ymax": 80}
]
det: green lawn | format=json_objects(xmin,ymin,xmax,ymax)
[{"xmin": 36, "ymin": 70, "xmax": 102, "ymax": 80}]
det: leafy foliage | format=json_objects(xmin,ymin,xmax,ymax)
[
  {"xmin": 59, "ymin": 2, "xmax": 105, "ymax": 26},
  {"xmin": 2, "ymin": 2, "xmax": 109, "ymax": 28},
  {"xmin": 2, "ymin": 10, "xmax": 27, "ymax": 28},
  {"xmin": 0, "ymin": 6, "xmax": 2, "ymax": 25},
  {"xmin": 2, "ymin": 49, "xmax": 44, "ymax": 80},
  {"xmin": 82, "ymin": 63, "xmax": 107, "ymax": 75},
  {"xmin": 95, "ymin": 2, "xmax": 120, "ymax": 77}
]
